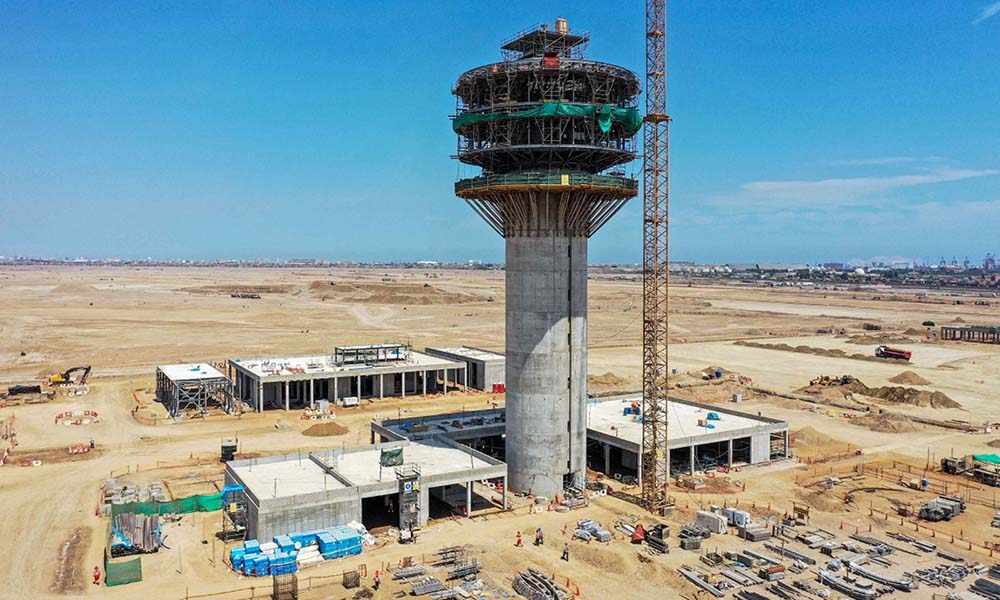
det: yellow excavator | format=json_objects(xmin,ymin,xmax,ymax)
[{"xmin": 49, "ymin": 365, "xmax": 92, "ymax": 386}]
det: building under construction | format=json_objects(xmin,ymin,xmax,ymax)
[
  {"xmin": 941, "ymin": 325, "xmax": 1000, "ymax": 344},
  {"xmin": 227, "ymin": 343, "xmax": 467, "ymax": 412},
  {"xmin": 452, "ymin": 19, "xmax": 640, "ymax": 497}
]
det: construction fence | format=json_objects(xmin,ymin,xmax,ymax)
[
  {"xmin": 104, "ymin": 549, "xmax": 142, "ymax": 587},
  {"xmin": 110, "ymin": 484, "xmax": 244, "ymax": 518}
]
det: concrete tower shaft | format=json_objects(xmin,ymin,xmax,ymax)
[{"xmin": 452, "ymin": 22, "xmax": 640, "ymax": 497}]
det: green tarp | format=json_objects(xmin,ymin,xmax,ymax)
[
  {"xmin": 105, "ymin": 554, "xmax": 142, "ymax": 587},
  {"xmin": 110, "ymin": 492, "xmax": 224, "ymax": 517},
  {"xmin": 380, "ymin": 447, "xmax": 404, "ymax": 467},
  {"xmin": 975, "ymin": 454, "xmax": 1000, "ymax": 465},
  {"xmin": 452, "ymin": 102, "xmax": 642, "ymax": 135}
]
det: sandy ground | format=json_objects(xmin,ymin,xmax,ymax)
[{"xmin": 2, "ymin": 266, "xmax": 1000, "ymax": 599}]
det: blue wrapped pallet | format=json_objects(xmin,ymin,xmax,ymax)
[
  {"xmin": 243, "ymin": 539, "xmax": 260, "ymax": 555},
  {"xmin": 273, "ymin": 535, "xmax": 294, "ymax": 553}
]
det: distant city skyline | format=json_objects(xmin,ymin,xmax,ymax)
[{"xmin": 1, "ymin": 2, "xmax": 998, "ymax": 263}]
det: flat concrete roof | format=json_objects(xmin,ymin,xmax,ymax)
[
  {"xmin": 425, "ymin": 346, "xmax": 505, "ymax": 362},
  {"xmin": 228, "ymin": 438, "xmax": 504, "ymax": 502},
  {"xmin": 314, "ymin": 439, "xmax": 493, "ymax": 487},
  {"xmin": 230, "ymin": 455, "xmax": 346, "ymax": 499},
  {"xmin": 587, "ymin": 396, "xmax": 784, "ymax": 450},
  {"xmin": 230, "ymin": 350, "xmax": 463, "ymax": 381},
  {"xmin": 158, "ymin": 363, "xmax": 227, "ymax": 382}
]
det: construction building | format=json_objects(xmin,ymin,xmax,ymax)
[
  {"xmin": 155, "ymin": 363, "xmax": 234, "ymax": 417},
  {"xmin": 226, "ymin": 343, "xmax": 467, "ymax": 412},
  {"xmin": 372, "ymin": 396, "xmax": 789, "ymax": 480},
  {"xmin": 452, "ymin": 21, "xmax": 641, "ymax": 497},
  {"xmin": 941, "ymin": 324, "xmax": 1000, "ymax": 344},
  {"xmin": 424, "ymin": 346, "xmax": 505, "ymax": 391},
  {"xmin": 224, "ymin": 438, "xmax": 507, "ymax": 541}
]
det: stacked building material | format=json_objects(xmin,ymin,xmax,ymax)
[
  {"xmin": 110, "ymin": 513, "xmax": 161, "ymax": 556},
  {"xmin": 410, "ymin": 576, "xmax": 445, "ymax": 596},
  {"xmin": 230, "ymin": 525, "xmax": 363, "ymax": 577},
  {"xmin": 512, "ymin": 569, "xmax": 569, "ymax": 600},
  {"xmin": 818, "ymin": 569, "xmax": 881, "ymax": 600},
  {"xmin": 973, "ymin": 577, "xmax": 1000, "ymax": 600},
  {"xmin": 576, "ymin": 519, "xmax": 611, "ymax": 542},
  {"xmin": 393, "ymin": 566, "xmax": 428, "ymax": 580},
  {"xmin": 846, "ymin": 561, "xmax": 914, "ymax": 591},
  {"xmin": 763, "ymin": 542, "xmax": 815, "ymax": 565},
  {"xmin": 696, "ymin": 511, "xmax": 728, "ymax": 535}
]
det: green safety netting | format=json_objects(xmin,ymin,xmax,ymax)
[
  {"xmin": 111, "ymin": 492, "xmax": 222, "ymax": 517},
  {"xmin": 975, "ymin": 454, "xmax": 1000, "ymax": 465},
  {"xmin": 453, "ymin": 102, "xmax": 642, "ymax": 135},
  {"xmin": 105, "ymin": 555, "xmax": 142, "ymax": 587}
]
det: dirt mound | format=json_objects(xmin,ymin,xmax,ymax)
[
  {"xmin": 735, "ymin": 341, "xmax": 909, "ymax": 364},
  {"xmin": 866, "ymin": 386, "xmax": 959, "ymax": 409},
  {"xmin": 790, "ymin": 426, "xmax": 840, "ymax": 449},
  {"xmin": 308, "ymin": 281, "xmax": 481, "ymax": 305},
  {"xmin": 50, "ymin": 527, "xmax": 90, "ymax": 593},
  {"xmin": 302, "ymin": 421, "xmax": 349, "ymax": 437},
  {"xmin": 49, "ymin": 283, "xmax": 97, "ymax": 295},
  {"xmin": 888, "ymin": 371, "xmax": 931, "ymax": 385},
  {"xmin": 951, "ymin": 317, "xmax": 966, "ymax": 323},
  {"xmin": 673, "ymin": 381, "xmax": 759, "ymax": 404},
  {"xmin": 903, "ymin": 327, "xmax": 929, "ymax": 335},
  {"xmin": 588, "ymin": 372, "xmax": 628, "ymax": 387},
  {"xmin": 569, "ymin": 543, "xmax": 628, "ymax": 572},
  {"xmin": 854, "ymin": 412, "xmax": 921, "ymax": 433},
  {"xmin": 846, "ymin": 334, "xmax": 914, "ymax": 345},
  {"xmin": 184, "ymin": 284, "xmax": 292, "ymax": 295},
  {"xmin": 988, "ymin": 439, "xmax": 1000, "ymax": 448},
  {"xmin": 796, "ymin": 489, "xmax": 847, "ymax": 513}
]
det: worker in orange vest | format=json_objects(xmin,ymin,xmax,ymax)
[
  {"xmin": 92, "ymin": 566, "xmax": 101, "ymax": 585},
  {"xmin": 373, "ymin": 570, "xmax": 381, "ymax": 591},
  {"xmin": 515, "ymin": 530, "xmax": 523, "ymax": 547}
]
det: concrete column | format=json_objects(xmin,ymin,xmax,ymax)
[
  {"xmin": 466, "ymin": 481, "xmax": 473, "ymax": 517},
  {"xmin": 502, "ymin": 475, "xmax": 508, "ymax": 510},
  {"xmin": 309, "ymin": 379, "xmax": 314, "ymax": 409},
  {"xmin": 284, "ymin": 381, "xmax": 289, "ymax": 411},
  {"xmin": 418, "ymin": 484, "xmax": 429, "ymax": 526},
  {"xmin": 356, "ymin": 375, "xmax": 361, "ymax": 399},
  {"xmin": 402, "ymin": 373, "xmax": 406, "ymax": 398},
  {"xmin": 604, "ymin": 443, "xmax": 611, "ymax": 474},
  {"xmin": 690, "ymin": 446, "xmax": 696, "ymax": 474},
  {"xmin": 257, "ymin": 383, "xmax": 263, "ymax": 412},
  {"xmin": 727, "ymin": 439, "xmax": 733, "ymax": 468},
  {"xmin": 505, "ymin": 235, "xmax": 588, "ymax": 497},
  {"xmin": 422, "ymin": 370, "xmax": 427, "ymax": 396},
  {"xmin": 379, "ymin": 373, "xmax": 384, "ymax": 399}
]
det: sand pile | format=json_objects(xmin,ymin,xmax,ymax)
[
  {"xmin": 846, "ymin": 334, "xmax": 915, "ymax": 345},
  {"xmin": 588, "ymin": 372, "xmax": 628, "ymax": 387},
  {"xmin": 302, "ymin": 422, "xmax": 349, "ymax": 437},
  {"xmin": 49, "ymin": 283, "xmax": 97, "ymax": 295},
  {"xmin": 888, "ymin": 371, "xmax": 931, "ymax": 385},
  {"xmin": 903, "ymin": 327, "xmax": 929, "ymax": 335},
  {"xmin": 867, "ymin": 387, "xmax": 959, "ymax": 409},
  {"xmin": 309, "ymin": 281, "xmax": 481, "ymax": 305},
  {"xmin": 789, "ymin": 426, "xmax": 841, "ymax": 449},
  {"xmin": 854, "ymin": 412, "xmax": 921, "ymax": 433},
  {"xmin": 735, "ymin": 341, "xmax": 909, "ymax": 363},
  {"xmin": 673, "ymin": 381, "xmax": 758, "ymax": 404},
  {"xmin": 988, "ymin": 439, "xmax": 1000, "ymax": 448},
  {"xmin": 951, "ymin": 317, "xmax": 966, "ymax": 323}
]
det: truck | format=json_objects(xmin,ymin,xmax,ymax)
[{"xmin": 875, "ymin": 346, "xmax": 911, "ymax": 361}]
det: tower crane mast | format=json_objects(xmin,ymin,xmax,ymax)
[{"xmin": 641, "ymin": 0, "xmax": 671, "ymax": 513}]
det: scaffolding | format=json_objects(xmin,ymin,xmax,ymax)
[
  {"xmin": 396, "ymin": 463, "xmax": 422, "ymax": 532},
  {"xmin": 155, "ymin": 365, "xmax": 234, "ymax": 417},
  {"xmin": 221, "ymin": 485, "xmax": 248, "ymax": 542}
]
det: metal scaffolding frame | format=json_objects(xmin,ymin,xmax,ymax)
[
  {"xmin": 155, "ymin": 368, "xmax": 234, "ymax": 417},
  {"xmin": 641, "ymin": 0, "xmax": 672, "ymax": 514}
]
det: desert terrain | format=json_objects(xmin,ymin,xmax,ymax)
[{"xmin": 2, "ymin": 265, "xmax": 1000, "ymax": 600}]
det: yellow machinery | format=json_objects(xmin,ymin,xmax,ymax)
[{"xmin": 49, "ymin": 365, "xmax": 92, "ymax": 386}]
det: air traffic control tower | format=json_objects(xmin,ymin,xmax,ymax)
[{"xmin": 452, "ymin": 20, "xmax": 640, "ymax": 496}]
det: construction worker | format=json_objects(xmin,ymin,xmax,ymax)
[
  {"xmin": 562, "ymin": 542, "xmax": 570, "ymax": 562},
  {"xmin": 373, "ymin": 570, "xmax": 381, "ymax": 591},
  {"xmin": 515, "ymin": 530, "xmax": 523, "ymax": 547},
  {"xmin": 534, "ymin": 528, "xmax": 544, "ymax": 546},
  {"xmin": 89, "ymin": 438, "xmax": 95, "ymax": 449},
  {"xmin": 92, "ymin": 566, "xmax": 101, "ymax": 585},
  {"xmin": 387, "ymin": 497, "xmax": 394, "ymax": 513}
]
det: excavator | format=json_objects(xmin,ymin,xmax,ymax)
[{"xmin": 49, "ymin": 365, "xmax": 92, "ymax": 386}]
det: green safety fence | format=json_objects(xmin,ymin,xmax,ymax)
[
  {"xmin": 453, "ymin": 102, "xmax": 642, "ymax": 135},
  {"xmin": 110, "ymin": 491, "xmax": 224, "ymax": 517},
  {"xmin": 105, "ymin": 552, "xmax": 142, "ymax": 587},
  {"xmin": 975, "ymin": 454, "xmax": 1000, "ymax": 465}
]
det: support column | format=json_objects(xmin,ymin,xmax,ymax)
[
  {"xmin": 356, "ymin": 375, "xmax": 361, "ymax": 400},
  {"xmin": 418, "ymin": 484, "xmax": 429, "ymax": 526},
  {"xmin": 402, "ymin": 373, "xmax": 406, "ymax": 398},
  {"xmin": 284, "ymin": 381, "xmax": 289, "ymax": 411},
  {"xmin": 604, "ymin": 443, "xmax": 611, "ymax": 474},
  {"xmin": 309, "ymin": 379, "xmax": 315, "ymax": 409},
  {"xmin": 690, "ymin": 446, "xmax": 696, "ymax": 475},
  {"xmin": 727, "ymin": 439, "xmax": 733, "ymax": 468},
  {"xmin": 466, "ymin": 481, "xmax": 473, "ymax": 517},
  {"xmin": 379, "ymin": 374, "xmax": 384, "ymax": 399},
  {"xmin": 257, "ymin": 383, "xmax": 263, "ymax": 412},
  {"xmin": 502, "ymin": 475, "xmax": 508, "ymax": 510},
  {"xmin": 422, "ymin": 371, "xmax": 427, "ymax": 396},
  {"xmin": 333, "ymin": 377, "xmax": 339, "ymax": 403}
]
